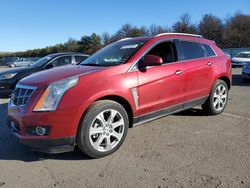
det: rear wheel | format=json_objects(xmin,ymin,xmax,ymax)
[
  {"xmin": 77, "ymin": 100, "xmax": 129, "ymax": 158},
  {"xmin": 202, "ymin": 80, "xmax": 228, "ymax": 115}
]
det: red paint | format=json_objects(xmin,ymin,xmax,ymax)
[{"xmin": 8, "ymin": 34, "xmax": 232, "ymax": 142}]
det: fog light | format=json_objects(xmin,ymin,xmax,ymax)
[
  {"xmin": 36, "ymin": 127, "xmax": 46, "ymax": 136},
  {"xmin": 25, "ymin": 126, "xmax": 50, "ymax": 136}
]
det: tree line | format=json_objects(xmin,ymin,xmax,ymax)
[{"xmin": 1, "ymin": 12, "xmax": 250, "ymax": 58}]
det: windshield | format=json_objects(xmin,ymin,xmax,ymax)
[
  {"xmin": 80, "ymin": 40, "xmax": 147, "ymax": 67},
  {"xmin": 235, "ymin": 52, "xmax": 250, "ymax": 58},
  {"xmin": 29, "ymin": 54, "xmax": 57, "ymax": 67}
]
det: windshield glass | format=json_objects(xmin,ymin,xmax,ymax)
[
  {"xmin": 29, "ymin": 54, "xmax": 57, "ymax": 67},
  {"xmin": 80, "ymin": 40, "xmax": 147, "ymax": 66},
  {"xmin": 235, "ymin": 52, "xmax": 250, "ymax": 58}
]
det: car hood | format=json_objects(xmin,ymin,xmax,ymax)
[
  {"xmin": 19, "ymin": 65, "xmax": 106, "ymax": 88},
  {"xmin": 0, "ymin": 67, "xmax": 34, "ymax": 75},
  {"xmin": 232, "ymin": 57, "xmax": 250, "ymax": 62}
]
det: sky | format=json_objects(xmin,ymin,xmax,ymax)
[{"xmin": 0, "ymin": 0, "xmax": 249, "ymax": 52}]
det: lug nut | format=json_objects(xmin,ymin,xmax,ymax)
[{"xmin": 106, "ymin": 133, "xmax": 109, "ymax": 136}]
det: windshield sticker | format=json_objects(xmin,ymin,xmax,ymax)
[{"xmin": 120, "ymin": 44, "xmax": 139, "ymax": 49}]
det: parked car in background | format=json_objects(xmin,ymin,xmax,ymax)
[
  {"xmin": 242, "ymin": 62, "xmax": 250, "ymax": 81},
  {"xmin": 231, "ymin": 51, "xmax": 250, "ymax": 67},
  {"xmin": 0, "ymin": 58, "xmax": 4, "ymax": 65},
  {"xmin": 7, "ymin": 33, "xmax": 231, "ymax": 158},
  {"xmin": 0, "ymin": 56, "xmax": 19, "ymax": 66},
  {"xmin": 0, "ymin": 52, "xmax": 88, "ymax": 97},
  {"xmin": 7, "ymin": 57, "xmax": 40, "ymax": 68}
]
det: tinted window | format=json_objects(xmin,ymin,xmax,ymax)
[
  {"xmin": 180, "ymin": 41, "xmax": 206, "ymax": 60},
  {"xmin": 203, "ymin": 44, "xmax": 215, "ymax": 57},
  {"xmin": 75, "ymin": 55, "xmax": 88, "ymax": 64},
  {"xmin": 51, "ymin": 56, "xmax": 72, "ymax": 66},
  {"xmin": 29, "ymin": 54, "xmax": 58, "ymax": 67}
]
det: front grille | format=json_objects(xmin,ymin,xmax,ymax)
[{"xmin": 11, "ymin": 85, "xmax": 36, "ymax": 106}]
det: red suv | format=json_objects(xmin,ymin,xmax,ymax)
[{"xmin": 8, "ymin": 33, "xmax": 232, "ymax": 158}]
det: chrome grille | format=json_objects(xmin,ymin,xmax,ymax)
[{"xmin": 11, "ymin": 85, "xmax": 36, "ymax": 106}]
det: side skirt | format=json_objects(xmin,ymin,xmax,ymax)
[{"xmin": 132, "ymin": 96, "xmax": 208, "ymax": 127}]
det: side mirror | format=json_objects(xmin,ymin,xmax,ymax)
[{"xmin": 140, "ymin": 55, "xmax": 163, "ymax": 67}]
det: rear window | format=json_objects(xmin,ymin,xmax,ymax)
[
  {"xmin": 203, "ymin": 44, "xmax": 216, "ymax": 57},
  {"xmin": 180, "ymin": 41, "xmax": 206, "ymax": 60}
]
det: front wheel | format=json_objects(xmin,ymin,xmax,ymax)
[
  {"xmin": 202, "ymin": 80, "xmax": 229, "ymax": 115},
  {"xmin": 77, "ymin": 100, "xmax": 129, "ymax": 158}
]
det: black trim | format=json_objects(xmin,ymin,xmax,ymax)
[
  {"xmin": 20, "ymin": 137, "xmax": 75, "ymax": 154},
  {"xmin": 133, "ymin": 96, "xmax": 208, "ymax": 127}
]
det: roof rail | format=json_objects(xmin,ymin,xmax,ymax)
[
  {"xmin": 118, "ymin": 37, "xmax": 132, "ymax": 41},
  {"xmin": 155, "ymin": 33, "xmax": 203, "ymax": 38}
]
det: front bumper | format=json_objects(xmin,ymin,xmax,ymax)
[
  {"xmin": 7, "ymin": 100, "xmax": 84, "ymax": 154},
  {"xmin": 7, "ymin": 117, "xmax": 75, "ymax": 154}
]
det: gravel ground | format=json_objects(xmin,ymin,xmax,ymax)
[{"xmin": 0, "ymin": 67, "xmax": 249, "ymax": 188}]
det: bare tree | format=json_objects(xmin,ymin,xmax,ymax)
[
  {"xmin": 199, "ymin": 14, "xmax": 223, "ymax": 47},
  {"xmin": 172, "ymin": 13, "xmax": 197, "ymax": 33}
]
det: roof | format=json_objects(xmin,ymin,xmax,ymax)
[
  {"xmin": 117, "ymin": 33, "xmax": 204, "ymax": 43},
  {"xmin": 50, "ymin": 52, "xmax": 89, "ymax": 56},
  {"xmin": 155, "ymin": 33, "xmax": 203, "ymax": 38}
]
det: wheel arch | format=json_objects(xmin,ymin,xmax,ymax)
[
  {"xmin": 218, "ymin": 76, "xmax": 231, "ymax": 90},
  {"xmin": 77, "ymin": 94, "xmax": 135, "ymax": 130},
  {"xmin": 96, "ymin": 95, "xmax": 134, "ymax": 128}
]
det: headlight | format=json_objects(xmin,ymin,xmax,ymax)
[
  {"xmin": 33, "ymin": 77, "xmax": 79, "ymax": 111},
  {"xmin": 0, "ymin": 73, "xmax": 17, "ymax": 80}
]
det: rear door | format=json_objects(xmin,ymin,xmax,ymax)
[{"xmin": 178, "ymin": 40, "xmax": 215, "ymax": 103}]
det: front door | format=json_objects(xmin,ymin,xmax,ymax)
[{"xmin": 136, "ymin": 41, "xmax": 186, "ymax": 116}]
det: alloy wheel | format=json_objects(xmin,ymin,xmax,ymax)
[
  {"xmin": 213, "ymin": 84, "xmax": 227, "ymax": 111},
  {"xmin": 89, "ymin": 109, "xmax": 125, "ymax": 152}
]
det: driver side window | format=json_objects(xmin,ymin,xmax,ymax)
[
  {"xmin": 147, "ymin": 41, "xmax": 177, "ymax": 64},
  {"xmin": 50, "ymin": 56, "xmax": 72, "ymax": 67}
]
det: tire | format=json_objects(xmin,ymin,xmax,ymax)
[
  {"xmin": 202, "ymin": 80, "xmax": 228, "ymax": 115},
  {"xmin": 77, "ymin": 100, "xmax": 129, "ymax": 158}
]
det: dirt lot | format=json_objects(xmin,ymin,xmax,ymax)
[{"xmin": 0, "ymin": 67, "xmax": 249, "ymax": 188}]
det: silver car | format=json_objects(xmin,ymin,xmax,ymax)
[
  {"xmin": 242, "ymin": 62, "xmax": 250, "ymax": 81},
  {"xmin": 232, "ymin": 51, "xmax": 250, "ymax": 67},
  {"xmin": 8, "ymin": 57, "xmax": 39, "ymax": 68}
]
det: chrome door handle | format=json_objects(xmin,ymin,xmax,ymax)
[
  {"xmin": 207, "ymin": 62, "xmax": 214, "ymax": 66},
  {"xmin": 175, "ymin": 70, "xmax": 183, "ymax": 75}
]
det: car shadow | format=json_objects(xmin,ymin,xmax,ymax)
[
  {"xmin": 172, "ymin": 108, "xmax": 208, "ymax": 117},
  {"xmin": 0, "ymin": 70, "xmax": 248, "ymax": 162},
  {"xmin": 0, "ymin": 102, "xmax": 92, "ymax": 162},
  {"xmin": 232, "ymin": 74, "xmax": 250, "ymax": 86}
]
